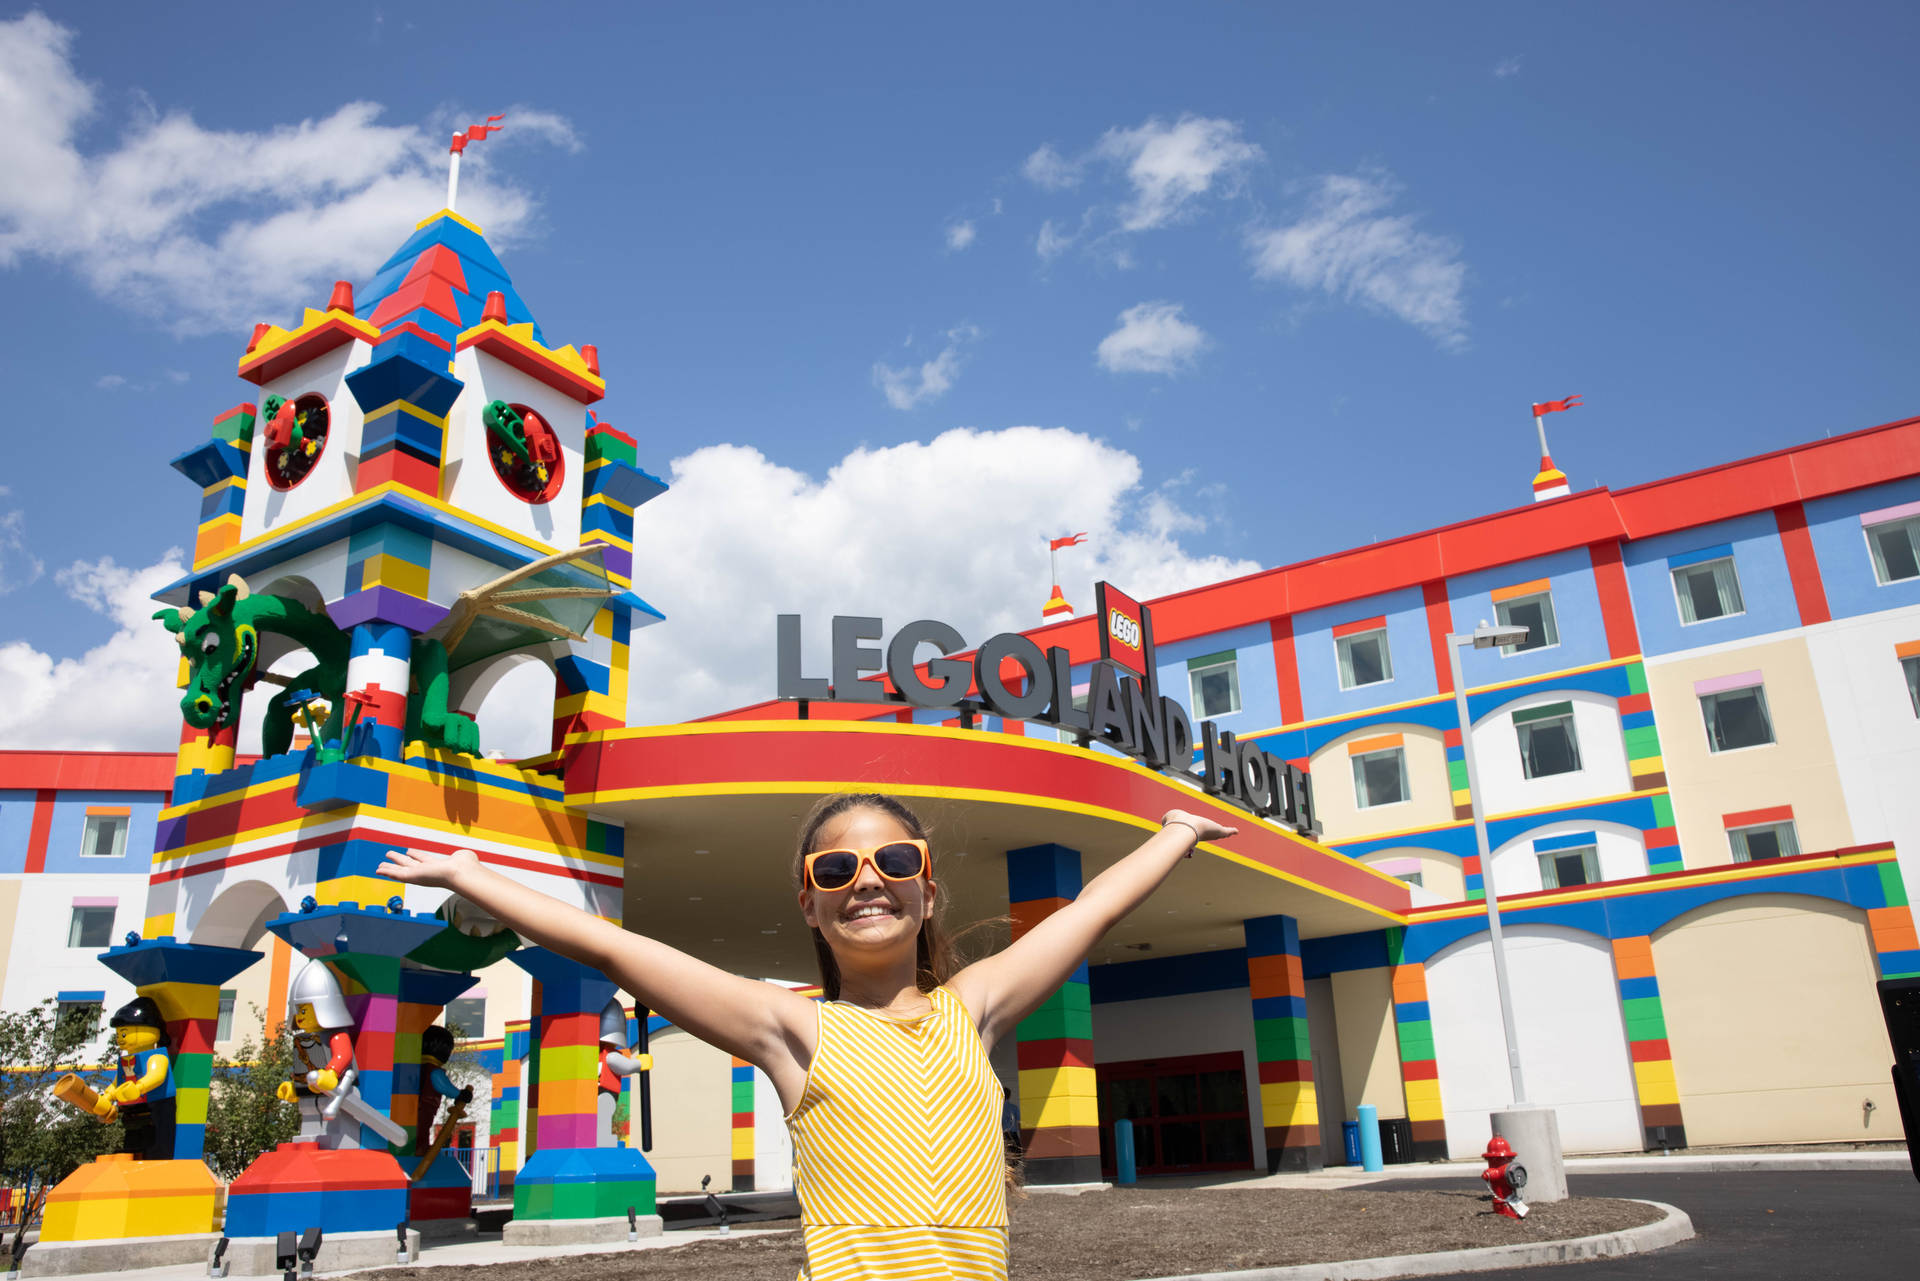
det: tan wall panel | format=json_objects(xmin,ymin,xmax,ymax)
[
  {"xmin": 0, "ymin": 879, "xmax": 20, "ymax": 1002},
  {"xmin": 1359, "ymin": 851, "xmax": 1466, "ymax": 903},
  {"xmin": 1312, "ymin": 726, "xmax": 1454, "ymax": 842},
  {"xmin": 1645, "ymin": 638, "xmax": 1854, "ymax": 867},
  {"xmin": 645, "ymin": 1027, "xmax": 734, "ymax": 1194},
  {"xmin": 1654, "ymin": 894, "xmax": 1898, "ymax": 1145},
  {"xmin": 1329, "ymin": 967, "xmax": 1404, "ymax": 1120}
]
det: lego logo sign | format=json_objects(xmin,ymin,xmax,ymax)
[{"xmin": 1097, "ymin": 583, "xmax": 1147, "ymax": 678}]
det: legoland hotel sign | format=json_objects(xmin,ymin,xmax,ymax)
[{"xmin": 776, "ymin": 582, "xmax": 1321, "ymax": 837}]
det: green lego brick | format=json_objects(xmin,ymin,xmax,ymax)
[
  {"xmin": 1394, "ymin": 1020, "xmax": 1434, "ymax": 1062},
  {"xmin": 1879, "ymin": 862, "xmax": 1910, "ymax": 909},
  {"xmin": 731, "ymin": 1080, "xmax": 754, "ymax": 1111},
  {"xmin": 1254, "ymin": 1017, "xmax": 1310, "ymax": 1063},
  {"xmin": 1623, "ymin": 725, "xmax": 1664, "ymax": 760},
  {"xmin": 1651, "ymin": 793, "xmax": 1676, "ymax": 828},
  {"xmin": 1621, "ymin": 997, "xmax": 1668, "ymax": 1042},
  {"xmin": 172, "ymin": 1054, "xmax": 213, "ymax": 1090},
  {"xmin": 1017, "ymin": 1003, "xmax": 1094, "ymax": 1044},
  {"xmin": 1626, "ymin": 663, "xmax": 1649, "ymax": 696},
  {"xmin": 586, "ymin": 430, "xmax": 639, "ymax": 468}
]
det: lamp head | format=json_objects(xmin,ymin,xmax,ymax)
[{"xmin": 1472, "ymin": 620, "xmax": 1531, "ymax": 649}]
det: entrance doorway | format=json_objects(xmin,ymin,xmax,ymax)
[{"xmin": 1097, "ymin": 1051, "xmax": 1254, "ymax": 1176}]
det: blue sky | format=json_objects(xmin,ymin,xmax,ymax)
[{"xmin": 3, "ymin": 3, "xmax": 1917, "ymax": 748}]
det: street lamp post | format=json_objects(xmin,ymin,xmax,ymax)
[{"xmin": 1446, "ymin": 620, "xmax": 1567, "ymax": 1200}]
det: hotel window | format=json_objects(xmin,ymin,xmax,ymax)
[
  {"xmin": 1335, "ymin": 626, "xmax": 1394, "ymax": 690},
  {"xmin": 56, "ymin": 998, "xmax": 103, "ymax": 1037},
  {"xmin": 1905, "ymin": 654, "xmax": 1920, "ymax": 717},
  {"xmin": 1351, "ymin": 746, "xmax": 1408, "ymax": 809},
  {"xmin": 215, "ymin": 989, "xmax": 237, "ymax": 1042},
  {"xmin": 1729, "ymin": 820, "xmax": 1800, "ymax": 863},
  {"xmin": 1699, "ymin": 682, "xmax": 1774, "ymax": 752},
  {"xmin": 1537, "ymin": 844, "xmax": 1600, "ymax": 889},
  {"xmin": 68, "ymin": 905, "xmax": 114, "ymax": 949},
  {"xmin": 80, "ymin": 812, "xmax": 129, "ymax": 859},
  {"xmin": 1187, "ymin": 651, "xmax": 1241, "ymax": 719},
  {"xmin": 1394, "ymin": 870, "xmax": 1424, "ymax": 888},
  {"xmin": 1865, "ymin": 513, "xmax": 1920, "ymax": 585},
  {"xmin": 445, "ymin": 996, "xmax": 487, "ymax": 1039},
  {"xmin": 1671, "ymin": 555, "xmax": 1745, "ymax": 624},
  {"xmin": 1514, "ymin": 701, "xmax": 1582, "ymax": 778},
  {"xmin": 1494, "ymin": 588, "xmax": 1558, "ymax": 653}
]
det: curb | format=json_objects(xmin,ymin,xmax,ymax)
[
  {"xmin": 1339, "ymin": 1152, "xmax": 1908, "ymax": 1178},
  {"xmin": 1135, "ymin": 1199, "xmax": 1694, "ymax": 1281}
]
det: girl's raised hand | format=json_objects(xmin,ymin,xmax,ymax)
[
  {"xmin": 1161, "ymin": 809, "xmax": 1237, "ymax": 844},
  {"xmin": 377, "ymin": 847, "xmax": 478, "ymax": 888}
]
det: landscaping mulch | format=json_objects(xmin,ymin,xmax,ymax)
[{"xmin": 359, "ymin": 1185, "xmax": 1664, "ymax": 1280}]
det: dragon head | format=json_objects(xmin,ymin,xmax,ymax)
[{"xmin": 154, "ymin": 574, "xmax": 260, "ymax": 730}]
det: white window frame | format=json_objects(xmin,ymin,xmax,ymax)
[
  {"xmin": 1728, "ymin": 820, "xmax": 1800, "ymax": 864},
  {"xmin": 1699, "ymin": 684, "xmax": 1776, "ymax": 753},
  {"xmin": 1495, "ymin": 590, "xmax": 1560, "ymax": 655},
  {"xmin": 1536, "ymin": 844, "xmax": 1600, "ymax": 889},
  {"xmin": 67, "ymin": 905, "xmax": 115, "ymax": 949},
  {"xmin": 1513, "ymin": 703, "xmax": 1584, "ymax": 780},
  {"xmin": 1188, "ymin": 657, "xmax": 1242, "ymax": 719},
  {"xmin": 1351, "ymin": 746, "xmax": 1409, "ymax": 810},
  {"xmin": 1670, "ymin": 556, "xmax": 1747, "ymax": 625},
  {"xmin": 1865, "ymin": 514, "xmax": 1920, "ymax": 586},
  {"xmin": 215, "ymin": 988, "xmax": 237, "ymax": 1042},
  {"xmin": 1335, "ymin": 628, "xmax": 1394, "ymax": 691},
  {"xmin": 79, "ymin": 814, "xmax": 129, "ymax": 859}
]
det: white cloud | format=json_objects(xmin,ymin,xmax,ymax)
[
  {"xmin": 1095, "ymin": 301, "xmax": 1209, "ymax": 375},
  {"xmin": 872, "ymin": 324, "xmax": 979, "ymax": 410},
  {"xmin": 1036, "ymin": 218, "xmax": 1074, "ymax": 260},
  {"xmin": 626, "ymin": 429, "xmax": 1262, "ymax": 722},
  {"xmin": 1247, "ymin": 170, "xmax": 1469, "ymax": 348},
  {"xmin": 1494, "ymin": 56, "xmax": 1523, "ymax": 78},
  {"xmin": 945, "ymin": 220, "xmax": 977, "ymax": 251},
  {"xmin": 1094, "ymin": 115, "xmax": 1263, "ymax": 231},
  {"xmin": 0, "ymin": 13, "xmax": 577, "ymax": 334},
  {"xmin": 94, "ymin": 373, "xmax": 126, "ymax": 389},
  {"xmin": 1022, "ymin": 143, "xmax": 1083, "ymax": 191},
  {"xmin": 0, "ymin": 489, "xmax": 43, "ymax": 595},
  {"xmin": 0, "ymin": 551, "xmax": 186, "ymax": 749}
]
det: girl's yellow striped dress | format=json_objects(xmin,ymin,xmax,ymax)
[{"xmin": 786, "ymin": 986, "xmax": 1010, "ymax": 1280}]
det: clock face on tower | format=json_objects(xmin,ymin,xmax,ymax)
[
  {"xmin": 482, "ymin": 399, "xmax": 565, "ymax": 504},
  {"xmin": 261, "ymin": 393, "xmax": 331, "ymax": 491}
]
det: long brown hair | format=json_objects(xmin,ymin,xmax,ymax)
[{"xmin": 792, "ymin": 793, "xmax": 957, "ymax": 1001}]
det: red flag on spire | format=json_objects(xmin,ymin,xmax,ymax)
[
  {"xmin": 1048, "ymin": 532, "xmax": 1088, "ymax": 551},
  {"xmin": 450, "ymin": 114, "xmax": 506, "ymax": 154},
  {"xmin": 1531, "ymin": 394, "xmax": 1582, "ymax": 417}
]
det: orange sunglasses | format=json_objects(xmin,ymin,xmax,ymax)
[{"xmin": 803, "ymin": 839, "xmax": 931, "ymax": 891}]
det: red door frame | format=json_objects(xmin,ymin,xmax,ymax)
[{"xmin": 1097, "ymin": 1050, "xmax": 1254, "ymax": 1176}]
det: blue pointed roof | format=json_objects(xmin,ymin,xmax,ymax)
[{"xmin": 355, "ymin": 210, "xmax": 548, "ymax": 348}]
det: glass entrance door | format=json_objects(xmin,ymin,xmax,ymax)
[{"xmin": 1097, "ymin": 1051, "xmax": 1253, "ymax": 1176}]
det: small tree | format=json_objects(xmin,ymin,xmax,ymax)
[
  {"xmin": 202, "ymin": 1007, "xmax": 300, "ymax": 1180},
  {"xmin": 0, "ymin": 1001, "xmax": 124, "ymax": 1190}
]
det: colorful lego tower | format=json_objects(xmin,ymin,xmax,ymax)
[{"xmin": 84, "ymin": 198, "xmax": 672, "ymax": 1268}]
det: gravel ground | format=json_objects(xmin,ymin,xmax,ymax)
[{"xmin": 358, "ymin": 1186, "xmax": 1663, "ymax": 1281}]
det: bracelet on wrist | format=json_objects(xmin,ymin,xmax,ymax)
[{"xmin": 1163, "ymin": 817, "xmax": 1201, "ymax": 856}]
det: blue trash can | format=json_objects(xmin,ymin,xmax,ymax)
[{"xmin": 1342, "ymin": 1120, "xmax": 1362, "ymax": 1166}]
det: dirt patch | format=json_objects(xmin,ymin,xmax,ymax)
[{"xmin": 357, "ymin": 1186, "xmax": 1664, "ymax": 1281}]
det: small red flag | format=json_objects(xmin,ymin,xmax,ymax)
[
  {"xmin": 1531, "ymin": 394, "xmax": 1582, "ymax": 417},
  {"xmin": 450, "ymin": 114, "xmax": 507, "ymax": 154},
  {"xmin": 1049, "ymin": 532, "xmax": 1088, "ymax": 551}
]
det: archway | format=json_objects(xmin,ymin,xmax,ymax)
[
  {"xmin": 1652, "ymin": 893, "xmax": 1898, "ymax": 1145},
  {"xmin": 1426, "ymin": 924, "xmax": 1642, "ymax": 1157},
  {"xmin": 455, "ymin": 651, "xmax": 560, "ymax": 761}
]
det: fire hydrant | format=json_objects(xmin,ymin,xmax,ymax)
[{"xmin": 1481, "ymin": 1135, "xmax": 1530, "ymax": 1219}]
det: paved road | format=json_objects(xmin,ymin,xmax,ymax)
[{"xmin": 1368, "ymin": 1170, "xmax": 1919, "ymax": 1278}]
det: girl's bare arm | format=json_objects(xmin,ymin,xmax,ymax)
[
  {"xmin": 379, "ymin": 849, "xmax": 816, "ymax": 1097},
  {"xmin": 948, "ymin": 809, "xmax": 1236, "ymax": 1051}
]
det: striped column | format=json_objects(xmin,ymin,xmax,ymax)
[
  {"xmin": 1620, "ymin": 663, "xmax": 1667, "ymax": 791},
  {"xmin": 1007, "ymin": 843, "xmax": 1100, "ymax": 1186},
  {"xmin": 730, "ymin": 1056, "xmax": 756, "ymax": 1191},
  {"xmin": 1869, "ymin": 861, "xmax": 1920, "ymax": 978},
  {"xmin": 1609, "ymin": 936, "xmax": 1686, "ymax": 1148},
  {"xmin": 330, "ymin": 954, "xmax": 402, "ymax": 1150},
  {"xmin": 1386, "ymin": 930, "xmax": 1448, "ymax": 1160},
  {"xmin": 552, "ymin": 607, "xmax": 628, "ymax": 752},
  {"xmin": 345, "ymin": 620, "xmax": 412, "ymax": 759},
  {"xmin": 394, "ymin": 970, "xmax": 478, "ymax": 1152},
  {"xmin": 507, "ymin": 949, "xmax": 655, "ymax": 1220},
  {"xmin": 169, "ymin": 404, "xmax": 254, "ymax": 568},
  {"xmin": 175, "ymin": 716, "xmax": 239, "ymax": 782},
  {"xmin": 1244, "ymin": 914, "xmax": 1320, "ymax": 1172},
  {"xmin": 1643, "ymin": 793, "xmax": 1683, "ymax": 874},
  {"xmin": 97, "ymin": 938, "xmax": 258, "ymax": 1161},
  {"xmin": 493, "ymin": 1030, "xmax": 527, "ymax": 1194}
]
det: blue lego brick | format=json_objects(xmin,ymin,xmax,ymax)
[
  {"xmin": 1244, "ymin": 913, "xmax": 1302, "ymax": 957},
  {"xmin": 296, "ymin": 761, "xmax": 390, "ymax": 811},
  {"xmin": 1617, "ymin": 976, "xmax": 1661, "ymax": 1001},
  {"xmin": 1006, "ymin": 844, "xmax": 1082, "ymax": 902},
  {"xmin": 1300, "ymin": 930, "xmax": 1391, "ymax": 978},
  {"xmin": 171, "ymin": 438, "xmax": 249, "ymax": 488},
  {"xmin": 1251, "ymin": 994, "xmax": 1308, "ymax": 1021},
  {"xmin": 554, "ymin": 655, "xmax": 610, "ymax": 695}
]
